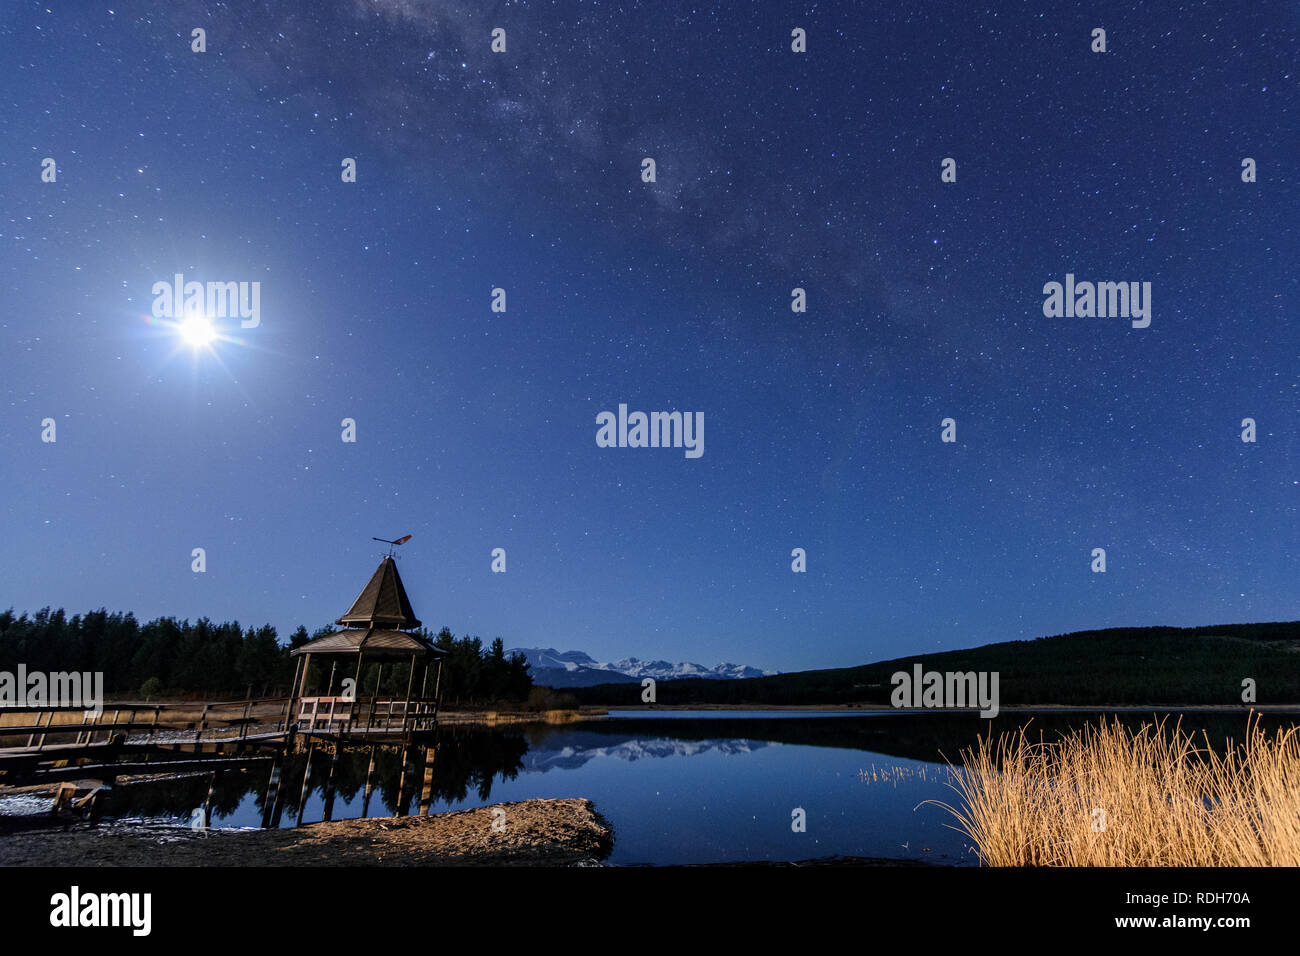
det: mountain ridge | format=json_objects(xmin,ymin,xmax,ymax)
[{"xmin": 505, "ymin": 646, "xmax": 777, "ymax": 688}]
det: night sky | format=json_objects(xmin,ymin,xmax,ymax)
[{"xmin": 3, "ymin": 2, "xmax": 1296, "ymax": 673}]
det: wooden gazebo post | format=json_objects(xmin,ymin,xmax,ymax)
[
  {"xmin": 402, "ymin": 652, "xmax": 417, "ymax": 734},
  {"xmin": 369, "ymin": 663, "xmax": 383, "ymax": 729},
  {"xmin": 297, "ymin": 654, "xmax": 313, "ymax": 699},
  {"xmin": 285, "ymin": 654, "xmax": 304, "ymax": 732},
  {"xmin": 350, "ymin": 650, "xmax": 365, "ymax": 726},
  {"xmin": 351, "ymin": 651, "xmax": 365, "ymax": 696}
]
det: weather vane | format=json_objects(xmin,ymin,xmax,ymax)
[{"xmin": 372, "ymin": 534, "xmax": 412, "ymax": 558}]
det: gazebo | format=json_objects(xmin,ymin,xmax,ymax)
[{"xmin": 288, "ymin": 554, "xmax": 447, "ymax": 736}]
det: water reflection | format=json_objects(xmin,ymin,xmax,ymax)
[
  {"xmin": 98, "ymin": 729, "xmax": 531, "ymax": 827},
  {"xmin": 79, "ymin": 710, "xmax": 1298, "ymax": 866}
]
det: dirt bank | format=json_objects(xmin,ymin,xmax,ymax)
[{"xmin": 0, "ymin": 798, "xmax": 613, "ymax": 867}]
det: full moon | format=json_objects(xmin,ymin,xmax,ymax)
[{"xmin": 178, "ymin": 314, "xmax": 216, "ymax": 348}]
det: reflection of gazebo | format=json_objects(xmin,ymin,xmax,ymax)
[{"xmin": 288, "ymin": 555, "xmax": 447, "ymax": 735}]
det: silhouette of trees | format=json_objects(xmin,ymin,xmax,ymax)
[
  {"xmin": 429, "ymin": 628, "xmax": 532, "ymax": 705},
  {"xmin": 0, "ymin": 607, "xmax": 532, "ymax": 703}
]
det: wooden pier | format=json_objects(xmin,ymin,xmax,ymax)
[
  {"xmin": 0, "ymin": 693, "xmax": 437, "ymax": 817},
  {"xmin": 0, "ymin": 549, "xmax": 447, "ymax": 824}
]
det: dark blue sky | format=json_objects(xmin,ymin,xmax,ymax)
[{"xmin": 3, "ymin": 2, "xmax": 1296, "ymax": 672}]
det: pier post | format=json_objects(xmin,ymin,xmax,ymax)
[
  {"xmin": 322, "ymin": 745, "xmax": 340, "ymax": 822},
  {"xmin": 52, "ymin": 782, "xmax": 76, "ymax": 814},
  {"xmin": 262, "ymin": 751, "xmax": 284, "ymax": 828},
  {"xmin": 395, "ymin": 743, "xmax": 417, "ymax": 818},
  {"xmin": 419, "ymin": 745, "xmax": 437, "ymax": 815},
  {"xmin": 35, "ymin": 710, "xmax": 52, "ymax": 751},
  {"xmin": 296, "ymin": 743, "xmax": 316, "ymax": 827},
  {"xmin": 201, "ymin": 769, "xmax": 221, "ymax": 830},
  {"xmin": 86, "ymin": 769, "xmax": 116, "ymax": 823},
  {"xmin": 195, "ymin": 703, "xmax": 209, "ymax": 752},
  {"xmin": 361, "ymin": 745, "xmax": 377, "ymax": 819}
]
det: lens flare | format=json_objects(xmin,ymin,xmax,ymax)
[{"xmin": 178, "ymin": 314, "xmax": 217, "ymax": 348}]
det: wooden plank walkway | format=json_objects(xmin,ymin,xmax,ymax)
[{"xmin": 0, "ymin": 697, "xmax": 438, "ymax": 792}]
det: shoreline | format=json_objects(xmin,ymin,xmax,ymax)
[
  {"xmin": 0, "ymin": 804, "xmax": 943, "ymax": 867},
  {"xmin": 0, "ymin": 798, "xmax": 614, "ymax": 867}
]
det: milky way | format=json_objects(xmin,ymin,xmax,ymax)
[{"xmin": 2, "ymin": 2, "xmax": 1296, "ymax": 670}]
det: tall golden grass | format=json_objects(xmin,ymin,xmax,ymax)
[{"xmin": 927, "ymin": 716, "xmax": 1300, "ymax": 866}]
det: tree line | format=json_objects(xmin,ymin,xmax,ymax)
[{"xmin": 0, "ymin": 607, "xmax": 532, "ymax": 704}]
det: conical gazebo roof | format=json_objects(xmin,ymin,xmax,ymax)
[
  {"xmin": 290, "ymin": 555, "xmax": 444, "ymax": 660},
  {"xmin": 336, "ymin": 555, "xmax": 421, "ymax": 629}
]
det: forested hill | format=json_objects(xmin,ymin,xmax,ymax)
[{"xmin": 567, "ymin": 622, "xmax": 1300, "ymax": 707}]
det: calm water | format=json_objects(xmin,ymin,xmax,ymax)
[{"xmin": 71, "ymin": 709, "xmax": 1292, "ymax": 866}]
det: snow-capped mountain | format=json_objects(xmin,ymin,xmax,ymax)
[
  {"xmin": 505, "ymin": 647, "xmax": 777, "ymax": 688},
  {"xmin": 521, "ymin": 736, "xmax": 765, "ymax": 772}
]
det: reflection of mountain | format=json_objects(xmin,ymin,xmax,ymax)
[
  {"xmin": 506, "ymin": 647, "xmax": 775, "ymax": 688},
  {"xmin": 521, "ymin": 734, "xmax": 767, "ymax": 772},
  {"xmin": 560, "ymin": 712, "xmax": 1300, "ymax": 766}
]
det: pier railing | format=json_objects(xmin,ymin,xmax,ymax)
[
  {"xmin": 295, "ymin": 696, "xmax": 438, "ymax": 734},
  {"xmin": 0, "ymin": 700, "xmax": 271, "ymax": 752},
  {"xmin": 0, "ymin": 691, "xmax": 441, "ymax": 759}
]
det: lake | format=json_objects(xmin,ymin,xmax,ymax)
[{"xmin": 37, "ymin": 709, "xmax": 1294, "ymax": 866}]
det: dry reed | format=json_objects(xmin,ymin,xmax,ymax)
[{"xmin": 925, "ymin": 715, "xmax": 1300, "ymax": 866}]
